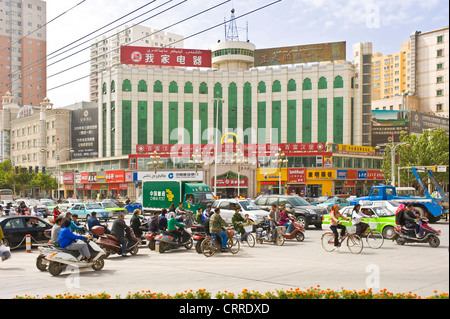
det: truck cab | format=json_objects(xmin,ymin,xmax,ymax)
[{"xmin": 182, "ymin": 183, "xmax": 215, "ymax": 212}]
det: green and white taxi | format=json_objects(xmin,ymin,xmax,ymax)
[{"xmin": 322, "ymin": 205, "xmax": 396, "ymax": 239}]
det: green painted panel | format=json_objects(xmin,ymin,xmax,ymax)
[
  {"xmin": 272, "ymin": 101, "xmax": 281, "ymax": 143},
  {"xmin": 302, "ymin": 99, "xmax": 312, "ymax": 143},
  {"xmin": 102, "ymin": 103, "xmax": 107, "ymax": 157},
  {"xmin": 318, "ymin": 98, "xmax": 327, "ymax": 143},
  {"xmin": 199, "ymin": 103, "xmax": 208, "ymax": 144},
  {"xmin": 169, "ymin": 102, "xmax": 178, "ymax": 144},
  {"xmin": 287, "ymin": 100, "xmax": 296, "ymax": 143},
  {"xmin": 257, "ymin": 102, "xmax": 266, "ymax": 144},
  {"xmin": 243, "ymin": 82, "xmax": 252, "ymax": 144},
  {"xmin": 228, "ymin": 83, "xmax": 237, "ymax": 131},
  {"xmin": 184, "ymin": 102, "xmax": 193, "ymax": 144},
  {"xmin": 333, "ymin": 97, "xmax": 344, "ymax": 144},
  {"xmin": 121, "ymin": 101, "xmax": 131, "ymax": 155},
  {"xmin": 153, "ymin": 101, "xmax": 163, "ymax": 144},
  {"xmin": 138, "ymin": 101, "xmax": 147, "ymax": 145}
]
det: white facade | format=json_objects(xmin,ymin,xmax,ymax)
[
  {"xmin": 97, "ymin": 42, "xmax": 372, "ymax": 158},
  {"xmin": 410, "ymin": 27, "xmax": 449, "ymax": 117},
  {"xmin": 90, "ymin": 24, "xmax": 184, "ymax": 102}
]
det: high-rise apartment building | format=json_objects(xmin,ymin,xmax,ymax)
[
  {"xmin": 410, "ymin": 27, "xmax": 449, "ymax": 117},
  {"xmin": 90, "ymin": 24, "xmax": 184, "ymax": 102},
  {"xmin": 0, "ymin": 0, "xmax": 47, "ymax": 107},
  {"xmin": 371, "ymin": 41, "xmax": 411, "ymax": 100}
]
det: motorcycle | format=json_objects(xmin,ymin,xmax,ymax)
[
  {"xmin": 144, "ymin": 231, "xmax": 160, "ymax": 251},
  {"xmin": 92, "ymin": 225, "xmax": 139, "ymax": 256},
  {"xmin": 393, "ymin": 218, "xmax": 441, "ymax": 248},
  {"xmin": 280, "ymin": 217, "xmax": 305, "ymax": 242},
  {"xmin": 255, "ymin": 218, "xmax": 285, "ymax": 246},
  {"xmin": 190, "ymin": 224, "xmax": 207, "ymax": 254},
  {"xmin": 154, "ymin": 227, "xmax": 193, "ymax": 253},
  {"xmin": 38, "ymin": 238, "xmax": 107, "ymax": 276}
]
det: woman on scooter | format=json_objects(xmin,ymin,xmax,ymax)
[{"xmin": 279, "ymin": 205, "xmax": 294, "ymax": 234}]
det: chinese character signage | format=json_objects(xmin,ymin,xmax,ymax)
[
  {"xmin": 71, "ymin": 108, "xmax": 98, "ymax": 160},
  {"xmin": 254, "ymin": 41, "xmax": 346, "ymax": 67},
  {"xmin": 137, "ymin": 170, "xmax": 203, "ymax": 182},
  {"xmin": 120, "ymin": 46, "xmax": 212, "ymax": 68},
  {"xmin": 288, "ymin": 168, "xmax": 306, "ymax": 183}
]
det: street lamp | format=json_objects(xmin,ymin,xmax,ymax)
[
  {"xmin": 147, "ymin": 151, "xmax": 164, "ymax": 173},
  {"xmin": 376, "ymin": 134, "xmax": 410, "ymax": 187},
  {"xmin": 213, "ymin": 97, "xmax": 225, "ymax": 198},
  {"xmin": 272, "ymin": 148, "xmax": 288, "ymax": 195},
  {"xmin": 189, "ymin": 148, "xmax": 204, "ymax": 173},
  {"xmin": 232, "ymin": 148, "xmax": 247, "ymax": 197}
]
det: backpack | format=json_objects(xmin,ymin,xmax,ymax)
[{"xmin": 395, "ymin": 209, "xmax": 405, "ymax": 226}]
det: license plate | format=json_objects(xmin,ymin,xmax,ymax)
[{"xmin": 156, "ymin": 241, "xmax": 160, "ymax": 244}]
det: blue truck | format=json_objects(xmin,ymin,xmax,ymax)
[{"xmin": 351, "ymin": 168, "xmax": 448, "ymax": 223}]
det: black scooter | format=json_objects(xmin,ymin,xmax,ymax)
[{"xmin": 154, "ymin": 227, "xmax": 193, "ymax": 253}]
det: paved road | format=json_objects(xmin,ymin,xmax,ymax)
[{"xmin": 0, "ymin": 220, "xmax": 448, "ymax": 299}]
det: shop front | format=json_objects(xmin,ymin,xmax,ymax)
[
  {"xmin": 287, "ymin": 168, "xmax": 307, "ymax": 196},
  {"xmin": 305, "ymin": 169, "xmax": 335, "ymax": 197},
  {"xmin": 256, "ymin": 168, "xmax": 288, "ymax": 195},
  {"xmin": 212, "ymin": 174, "xmax": 249, "ymax": 198}
]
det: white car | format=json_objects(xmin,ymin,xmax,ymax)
[
  {"xmin": 212, "ymin": 199, "xmax": 269, "ymax": 225},
  {"xmin": 359, "ymin": 200, "xmax": 400, "ymax": 214},
  {"xmin": 58, "ymin": 198, "xmax": 83, "ymax": 212}
]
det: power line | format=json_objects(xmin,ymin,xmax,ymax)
[{"xmin": 48, "ymin": 1, "xmax": 281, "ymax": 93}]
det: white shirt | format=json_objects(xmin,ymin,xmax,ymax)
[{"xmin": 352, "ymin": 210, "xmax": 369, "ymax": 225}]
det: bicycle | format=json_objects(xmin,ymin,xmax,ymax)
[
  {"xmin": 201, "ymin": 229, "xmax": 240, "ymax": 257},
  {"xmin": 235, "ymin": 225, "xmax": 256, "ymax": 248},
  {"xmin": 321, "ymin": 224, "xmax": 363, "ymax": 254},
  {"xmin": 360, "ymin": 222, "xmax": 384, "ymax": 249}
]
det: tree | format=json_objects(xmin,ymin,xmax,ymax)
[{"xmin": 381, "ymin": 129, "xmax": 449, "ymax": 189}]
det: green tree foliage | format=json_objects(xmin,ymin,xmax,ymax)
[{"xmin": 381, "ymin": 129, "xmax": 449, "ymax": 188}]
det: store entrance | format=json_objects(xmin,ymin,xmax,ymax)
[{"xmin": 306, "ymin": 184, "xmax": 322, "ymax": 197}]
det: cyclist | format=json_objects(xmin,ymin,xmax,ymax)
[
  {"xmin": 351, "ymin": 204, "xmax": 370, "ymax": 237},
  {"xmin": 209, "ymin": 208, "xmax": 229, "ymax": 252},
  {"xmin": 329, "ymin": 204, "xmax": 350, "ymax": 251}
]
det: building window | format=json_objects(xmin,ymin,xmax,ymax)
[
  {"xmin": 437, "ymin": 76, "xmax": 443, "ymax": 83},
  {"xmin": 272, "ymin": 80, "xmax": 281, "ymax": 92},
  {"xmin": 436, "ymin": 89, "xmax": 443, "ymax": 96},
  {"xmin": 318, "ymin": 77, "xmax": 327, "ymax": 90},
  {"xmin": 258, "ymin": 81, "xmax": 266, "ymax": 93},
  {"xmin": 122, "ymin": 79, "xmax": 131, "ymax": 92},
  {"xmin": 302, "ymin": 78, "xmax": 312, "ymax": 90},
  {"xmin": 333, "ymin": 75, "xmax": 344, "ymax": 89},
  {"xmin": 154, "ymin": 80, "xmax": 163, "ymax": 93},
  {"xmin": 437, "ymin": 63, "xmax": 443, "ymax": 70},
  {"xmin": 199, "ymin": 82, "xmax": 208, "ymax": 94},
  {"xmin": 437, "ymin": 35, "xmax": 443, "ymax": 43},
  {"xmin": 138, "ymin": 80, "xmax": 147, "ymax": 92},
  {"xmin": 437, "ymin": 49, "xmax": 443, "ymax": 57},
  {"xmin": 184, "ymin": 82, "xmax": 193, "ymax": 94},
  {"xmin": 169, "ymin": 81, "xmax": 178, "ymax": 93},
  {"xmin": 287, "ymin": 79, "xmax": 296, "ymax": 91},
  {"xmin": 436, "ymin": 103, "xmax": 443, "ymax": 111}
]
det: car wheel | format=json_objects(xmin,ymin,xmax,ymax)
[
  {"xmin": 382, "ymin": 226, "xmax": 395, "ymax": 240},
  {"xmin": 296, "ymin": 216, "xmax": 308, "ymax": 229}
]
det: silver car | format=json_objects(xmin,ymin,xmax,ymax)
[{"xmin": 212, "ymin": 199, "xmax": 269, "ymax": 225}]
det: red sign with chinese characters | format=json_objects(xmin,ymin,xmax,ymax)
[
  {"xmin": 105, "ymin": 170, "xmax": 125, "ymax": 183},
  {"xmin": 212, "ymin": 179, "xmax": 248, "ymax": 187},
  {"xmin": 288, "ymin": 168, "xmax": 306, "ymax": 184},
  {"xmin": 120, "ymin": 46, "xmax": 212, "ymax": 68}
]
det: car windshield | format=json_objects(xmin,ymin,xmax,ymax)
[
  {"xmin": 322, "ymin": 198, "xmax": 337, "ymax": 204},
  {"xmin": 288, "ymin": 197, "xmax": 310, "ymax": 206},
  {"xmin": 372, "ymin": 207, "xmax": 395, "ymax": 217},
  {"xmin": 41, "ymin": 201, "xmax": 56, "ymax": 207},
  {"xmin": 27, "ymin": 200, "xmax": 41, "ymax": 206},
  {"xmin": 239, "ymin": 200, "xmax": 259, "ymax": 211},
  {"xmin": 195, "ymin": 193, "xmax": 215, "ymax": 201},
  {"xmin": 85, "ymin": 203, "xmax": 103, "ymax": 210}
]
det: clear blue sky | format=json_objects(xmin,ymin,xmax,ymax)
[{"xmin": 44, "ymin": 0, "xmax": 449, "ymax": 107}]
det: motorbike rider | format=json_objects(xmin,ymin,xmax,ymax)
[
  {"xmin": 195, "ymin": 207, "xmax": 203, "ymax": 224},
  {"xmin": 351, "ymin": 204, "xmax": 370, "ymax": 237},
  {"xmin": 404, "ymin": 204, "xmax": 423, "ymax": 238},
  {"xmin": 111, "ymin": 213, "xmax": 132, "ymax": 257},
  {"xmin": 202, "ymin": 205, "xmax": 212, "ymax": 222},
  {"xmin": 167, "ymin": 204, "xmax": 176, "ymax": 220},
  {"xmin": 268, "ymin": 204, "xmax": 281, "ymax": 240},
  {"xmin": 158, "ymin": 208, "xmax": 168, "ymax": 231},
  {"xmin": 50, "ymin": 216, "xmax": 64, "ymax": 246},
  {"xmin": 87, "ymin": 212, "xmax": 110, "ymax": 234},
  {"xmin": 130, "ymin": 209, "xmax": 143, "ymax": 238},
  {"xmin": 279, "ymin": 205, "xmax": 295, "ymax": 234},
  {"xmin": 53, "ymin": 205, "xmax": 62, "ymax": 220},
  {"xmin": 167, "ymin": 214, "xmax": 185, "ymax": 243},
  {"xmin": 148, "ymin": 211, "xmax": 160, "ymax": 233},
  {"xmin": 58, "ymin": 218, "xmax": 93, "ymax": 262},
  {"xmin": 209, "ymin": 208, "xmax": 229, "ymax": 252}
]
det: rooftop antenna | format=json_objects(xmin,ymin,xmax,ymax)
[{"xmin": 225, "ymin": 8, "xmax": 239, "ymax": 41}]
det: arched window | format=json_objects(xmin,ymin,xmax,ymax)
[
  {"xmin": 102, "ymin": 82, "xmax": 107, "ymax": 94},
  {"xmin": 110, "ymin": 80, "xmax": 115, "ymax": 93},
  {"xmin": 122, "ymin": 79, "xmax": 131, "ymax": 92},
  {"xmin": 169, "ymin": 81, "xmax": 178, "ymax": 93},
  {"xmin": 184, "ymin": 82, "xmax": 193, "ymax": 94},
  {"xmin": 302, "ymin": 78, "xmax": 312, "ymax": 90},
  {"xmin": 272, "ymin": 80, "xmax": 281, "ymax": 92},
  {"xmin": 287, "ymin": 79, "xmax": 296, "ymax": 91},
  {"xmin": 138, "ymin": 80, "xmax": 147, "ymax": 92},
  {"xmin": 214, "ymin": 82, "xmax": 222, "ymax": 98},
  {"xmin": 318, "ymin": 77, "xmax": 327, "ymax": 90},
  {"xmin": 199, "ymin": 82, "xmax": 208, "ymax": 94},
  {"xmin": 334, "ymin": 75, "xmax": 344, "ymax": 89},
  {"xmin": 258, "ymin": 81, "xmax": 266, "ymax": 93},
  {"xmin": 153, "ymin": 80, "xmax": 163, "ymax": 93}
]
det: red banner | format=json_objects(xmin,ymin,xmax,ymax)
[
  {"xmin": 62, "ymin": 174, "xmax": 74, "ymax": 184},
  {"xmin": 120, "ymin": 46, "xmax": 212, "ymax": 68},
  {"xmin": 212, "ymin": 179, "xmax": 248, "ymax": 187},
  {"xmin": 288, "ymin": 168, "xmax": 306, "ymax": 184}
]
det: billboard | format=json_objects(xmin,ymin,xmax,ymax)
[
  {"xmin": 254, "ymin": 41, "xmax": 346, "ymax": 67},
  {"xmin": 120, "ymin": 46, "xmax": 212, "ymax": 68},
  {"xmin": 71, "ymin": 108, "xmax": 99, "ymax": 160},
  {"xmin": 409, "ymin": 111, "xmax": 449, "ymax": 134}
]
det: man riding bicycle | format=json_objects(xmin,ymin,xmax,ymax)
[{"xmin": 209, "ymin": 208, "xmax": 229, "ymax": 252}]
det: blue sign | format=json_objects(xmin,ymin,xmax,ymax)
[
  {"xmin": 337, "ymin": 170, "xmax": 347, "ymax": 179},
  {"xmin": 357, "ymin": 171, "xmax": 367, "ymax": 179},
  {"xmin": 168, "ymin": 173, "xmax": 174, "ymax": 179}
]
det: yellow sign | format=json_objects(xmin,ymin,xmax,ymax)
[
  {"xmin": 335, "ymin": 144, "xmax": 375, "ymax": 154},
  {"xmin": 306, "ymin": 169, "xmax": 336, "ymax": 180},
  {"xmin": 257, "ymin": 168, "xmax": 288, "ymax": 181}
]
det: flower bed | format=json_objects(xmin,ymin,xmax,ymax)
[{"xmin": 13, "ymin": 287, "xmax": 448, "ymax": 300}]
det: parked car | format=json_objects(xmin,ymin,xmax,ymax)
[
  {"xmin": 125, "ymin": 201, "xmax": 143, "ymax": 214},
  {"xmin": 316, "ymin": 197, "xmax": 350, "ymax": 211},
  {"xmin": 321, "ymin": 205, "xmax": 397, "ymax": 239},
  {"xmin": 254, "ymin": 195, "xmax": 328, "ymax": 229},
  {"xmin": 58, "ymin": 199, "xmax": 83, "ymax": 212},
  {"xmin": 100, "ymin": 201, "xmax": 127, "ymax": 217},
  {"xmin": 0, "ymin": 215, "xmax": 52, "ymax": 249},
  {"xmin": 212, "ymin": 199, "xmax": 269, "ymax": 225},
  {"xmin": 67, "ymin": 203, "xmax": 112, "ymax": 221}
]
